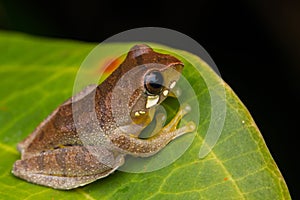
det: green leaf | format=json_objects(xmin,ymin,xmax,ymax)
[{"xmin": 0, "ymin": 31, "xmax": 290, "ymax": 199}]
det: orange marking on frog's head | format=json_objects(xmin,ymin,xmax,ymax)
[{"xmin": 99, "ymin": 55, "xmax": 125, "ymax": 75}]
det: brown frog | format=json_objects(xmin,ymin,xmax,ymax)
[{"xmin": 12, "ymin": 44, "xmax": 195, "ymax": 190}]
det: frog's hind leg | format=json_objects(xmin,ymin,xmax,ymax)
[
  {"xmin": 12, "ymin": 146, "xmax": 124, "ymax": 190},
  {"xmin": 17, "ymin": 84, "xmax": 97, "ymax": 155}
]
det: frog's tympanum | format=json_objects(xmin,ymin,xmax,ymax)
[{"xmin": 12, "ymin": 44, "xmax": 196, "ymax": 190}]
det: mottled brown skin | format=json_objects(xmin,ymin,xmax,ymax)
[{"xmin": 12, "ymin": 44, "xmax": 195, "ymax": 190}]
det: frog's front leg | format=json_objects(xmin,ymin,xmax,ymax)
[
  {"xmin": 110, "ymin": 105, "xmax": 196, "ymax": 157},
  {"xmin": 12, "ymin": 146, "xmax": 124, "ymax": 190}
]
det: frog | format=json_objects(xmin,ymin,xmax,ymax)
[{"xmin": 12, "ymin": 44, "xmax": 196, "ymax": 190}]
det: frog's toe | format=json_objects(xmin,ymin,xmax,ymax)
[
  {"xmin": 186, "ymin": 121, "xmax": 196, "ymax": 132},
  {"xmin": 183, "ymin": 104, "xmax": 192, "ymax": 114}
]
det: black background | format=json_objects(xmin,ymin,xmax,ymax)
[{"xmin": 0, "ymin": 0, "xmax": 299, "ymax": 198}]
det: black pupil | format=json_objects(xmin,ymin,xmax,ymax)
[
  {"xmin": 148, "ymin": 72, "xmax": 163, "ymax": 88},
  {"xmin": 145, "ymin": 71, "xmax": 164, "ymax": 94}
]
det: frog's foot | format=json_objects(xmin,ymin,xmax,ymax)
[
  {"xmin": 111, "ymin": 104, "xmax": 196, "ymax": 157},
  {"xmin": 157, "ymin": 104, "xmax": 196, "ymax": 140},
  {"xmin": 144, "ymin": 104, "xmax": 195, "ymax": 138},
  {"xmin": 162, "ymin": 104, "xmax": 194, "ymax": 132}
]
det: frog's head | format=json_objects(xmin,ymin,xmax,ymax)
[
  {"xmin": 110, "ymin": 44, "xmax": 184, "ymax": 131},
  {"xmin": 120, "ymin": 44, "xmax": 184, "ymax": 127}
]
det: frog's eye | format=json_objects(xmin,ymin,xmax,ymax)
[{"xmin": 144, "ymin": 71, "xmax": 164, "ymax": 95}]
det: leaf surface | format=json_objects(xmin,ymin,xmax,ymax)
[{"xmin": 0, "ymin": 32, "xmax": 290, "ymax": 199}]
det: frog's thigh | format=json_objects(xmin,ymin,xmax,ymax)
[{"xmin": 12, "ymin": 146, "xmax": 124, "ymax": 190}]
